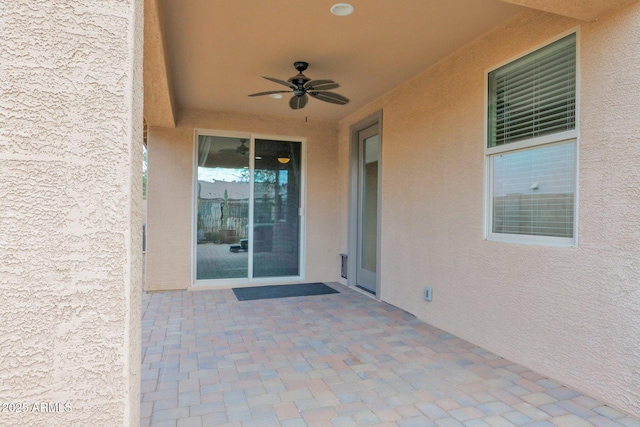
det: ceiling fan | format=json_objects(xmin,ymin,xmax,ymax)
[
  {"xmin": 248, "ymin": 61, "xmax": 349, "ymax": 110},
  {"xmin": 218, "ymin": 139, "xmax": 249, "ymax": 156}
]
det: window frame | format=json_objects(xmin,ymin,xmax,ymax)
[{"xmin": 483, "ymin": 29, "xmax": 580, "ymax": 247}]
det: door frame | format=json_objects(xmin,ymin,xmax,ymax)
[
  {"xmin": 348, "ymin": 111, "xmax": 383, "ymax": 297},
  {"xmin": 191, "ymin": 129, "xmax": 307, "ymax": 287}
]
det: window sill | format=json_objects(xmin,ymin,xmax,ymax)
[{"xmin": 485, "ymin": 232, "xmax": 577, "ymax": 248}]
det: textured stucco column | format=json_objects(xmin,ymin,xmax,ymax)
[{"xmin": 0, "ymin": 1, "xmax": 142, "ymax": 426}]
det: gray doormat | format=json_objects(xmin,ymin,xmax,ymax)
[{"xmin": 232, "ymin": 283, "xmax": 339, "ymax": 301}]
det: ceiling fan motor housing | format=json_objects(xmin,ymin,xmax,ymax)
[
  {"xmin": 293, "ymin": 61, "xmax": 309, "ymax": 72},
  {"xmin": 290, "ymin": 61, "xmax": 311, "ymax": 95}
]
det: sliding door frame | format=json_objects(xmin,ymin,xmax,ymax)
[{"xmin": 191, "ymin": 129, "xmax": 306, "ymax": 287}]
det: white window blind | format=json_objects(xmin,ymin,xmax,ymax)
[
  {"xmin": 488, "ymin": 33, "xmax": 576, "ymax": 147},
  {"xmin": 492, "ymin": 141, "xmax": 575, "ymax": 238}
]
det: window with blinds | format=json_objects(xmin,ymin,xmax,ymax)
[
  {"xmin": 486, "ymin": 32, "xmax": 578, "ymax": 245},
  {"xmin": 492, "ymin": 142, "xmax": 575, "ymax": 238},
  {"xmin": 488, "ymin": 33, "xmax": 576, "ymax": 147}
]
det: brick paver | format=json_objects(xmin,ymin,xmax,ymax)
[{"xmin": 141, "ymin": 283, "xmax": 639, "ymax": 426}]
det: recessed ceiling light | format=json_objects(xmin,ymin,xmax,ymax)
[
  {"xmin": 330, "ymin": 3, "xmax": 354, "ymax": 16},
  {"xmin": 269, "ymin": 93, "xmax": 283, "ymax": 99}
]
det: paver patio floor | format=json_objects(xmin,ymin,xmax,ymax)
[{"xmin": 141, "ymin": 283, "xmax": 640, "ymax": 427}]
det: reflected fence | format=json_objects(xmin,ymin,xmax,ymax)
[{"xmin": 197, "ymin": 198, "xmax": 249, "ymax": 244}]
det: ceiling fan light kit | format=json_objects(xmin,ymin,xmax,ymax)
[{"xmin": 248, "ymin": 61, "xmax": 349, "ymax": 110}]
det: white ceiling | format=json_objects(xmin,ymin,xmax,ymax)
[{"xmin": 157, "ymin": 0, "xmax": 527, "ymax": 122}]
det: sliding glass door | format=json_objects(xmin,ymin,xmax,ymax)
[{"xmin": 195, "ymin": 133, "xmax": 303, "ymax": 283}]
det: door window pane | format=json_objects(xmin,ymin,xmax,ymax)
[
  {"xmin": 196, "ymin": 136, "xmax": 250, "ymax": 279},
  {"xmin": 253, "ymin": 139, "xmax": 301, "ymax": 278},
  {"xmin": 360, "ymin": 135, "xmax": 378, "ymax": 272}
]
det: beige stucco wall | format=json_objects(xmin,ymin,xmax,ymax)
[
  {"xmin": 1, "ymin": 1, "xmax": 142, "ymax": 425},
  {"xmin": 338, "ymin": 5, "xmax": 640, "ymax": 418},
  {"xmin": 146, "ymin": 109, "xmax": 339, "ymax": 290}
]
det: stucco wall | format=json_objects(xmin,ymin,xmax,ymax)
[
  {"xmin": 146, "ymin": 109, "xmax": 339, "ymax": 290},
  {"xmin": 338, "ymin": 5, "xmax": 640, "ymax": 418},
  {"xmin": 0, "ymin": 1, "xmax": 142, "ymax": 425}
]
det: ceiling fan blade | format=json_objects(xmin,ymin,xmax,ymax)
[
  {"xmin": 248, "ymin": 90, "xmax": 291, "ymax": 97},
  {"xmin": 262, "ymin": 76, "xmax": 297, "ymax": 89},
  {"xmin": 307, "ymin": 82, "xmax": 340, "ymax": 91},
  {"xmin": 304, "ymin": 79, "xmax": 336, "ymax": 89},
  {"xmin": 289, "ymin": 94, "xmax": 308, "ymax": 110},
  {"xmin": 308, "ymin": 91, "xmax": 349, "ymax": 105}
]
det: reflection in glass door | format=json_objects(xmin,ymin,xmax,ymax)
[
  {"xmin": 195, "ymin": 134, "xmax": 302, "ymax": 282},
  {"xmin": 196, "ymin": 136, "xmax": 250, "ymax": 280}
]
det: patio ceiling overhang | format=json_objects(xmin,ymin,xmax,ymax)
[
  {"xmin": 501, "ymin": 0, "xmax": 638, "ymax": 22},
  {"xmin": 144, "ymin": 0, "xmax": 176, "ymax": 128},
  {"xmin": 143, "ymin": 0, "xmax": 637, "ymax": 127}
]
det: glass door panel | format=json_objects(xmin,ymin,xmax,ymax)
[
  {"xmin": 252, "ymin": 139, "xmax": 301, "ymax": 278},
  {"xmin": 196, "ymin": 136, "xmax": 250, "ymax": 280},
  {"xmin": 356, "ymin": 126, "xmax": 379, "ymax": 293}
]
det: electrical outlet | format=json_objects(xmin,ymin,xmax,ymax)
[{"xmin": 424, "ymin": 287, "xmax": 433, "ymax": 301}]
